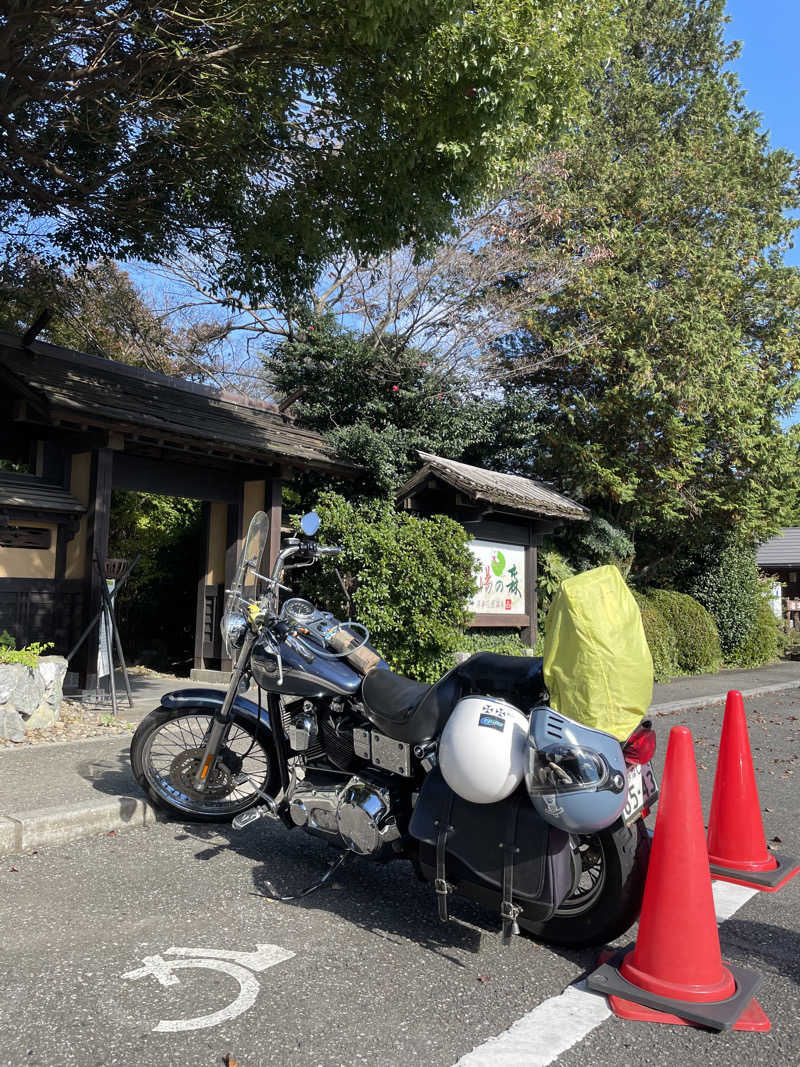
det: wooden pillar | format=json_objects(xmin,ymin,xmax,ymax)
[
  {"xmin": 521, "ymin": 523, "xmax": 539, "ymax": 649},
  {"xmin": 267, "ymin": 476, "xmax": 283, "ymax": 571},
  {"xmin": 84, "ymin": 447, "xmax": 113, "ymax": 689},
  {"xmin": 220, "ymin": 486, "xmax": 244, "ymax": 673},
  {"xmin": 193, "ymin": 501, "xmax": 212, "ymax": 671}
]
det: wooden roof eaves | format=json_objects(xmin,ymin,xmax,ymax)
[
  {"xmin": 397, "ymin": 464, "xmax": 589, "ymax": 521},
  {"xmin": 0, "ymin": 330, "xmax": 283, "ymax": 416},
  {"xmin": 0, "ymin": 354, "xmax": 51, "ymax": 419},
  {"xmin": 44, "ymin": 405, "xmax": 359, "ymax": 476}
]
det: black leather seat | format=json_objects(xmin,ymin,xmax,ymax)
[{"xmin": 360, "ymin": 652, "xmax": 547, "ymax": 746}]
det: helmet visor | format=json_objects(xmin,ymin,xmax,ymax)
[{"xmin": 527, "ymin": 743, "xmax": 609, "ymax": 795}]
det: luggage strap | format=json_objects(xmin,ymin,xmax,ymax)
[
  {"xmin": 500, "ymin": 807, "xmax": 522, "ymax": 943},
  {"xmin": 433, "ymin": 788, "xmax": 455, "ymax": 923}
]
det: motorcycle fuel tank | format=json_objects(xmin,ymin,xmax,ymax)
[{"xmin": 251, "ymin": 638, "xmax": 363, "ymax": 698}]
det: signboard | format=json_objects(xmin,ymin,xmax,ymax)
[
  {"xmin": 469, "ymin": 540, "xmax": 526, "ymax": 615},
  {"xmin": 97, "ymin": 578, "xmax": 115, "ymax": 680}
]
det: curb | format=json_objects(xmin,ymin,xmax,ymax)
[
  {"xmin": 649, "ymin": 679, "xmax": 800, "ymax": 716},
  {"xmin": 0, "ymin": 795, "xmax": 158, "ymax": 857}
]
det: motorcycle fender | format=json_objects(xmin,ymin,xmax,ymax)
[{"xmin": 160, "ymin": 688, "xmax": 272, "ymax": 733}]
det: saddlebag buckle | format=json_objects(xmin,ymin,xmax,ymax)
[{"xmin": 500, "ymin": 900, "xmax": 522, "ymax": 923}]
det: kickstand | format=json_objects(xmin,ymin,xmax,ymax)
[{"xmin": 262, "ymin": 851, "xmax": 350, "ymax": 902}]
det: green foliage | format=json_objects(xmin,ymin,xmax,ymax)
[
  {"xmin": 536, "ymin": 547, "xmax": 576, "ymax": 628},
  {"xmin": 729, "ymin": 588, "xmax": 783, "ymax": 669},
  {"xmin": 109, "ymin": 491, "xmax": 204, "ymax": 672},
  {"xmin": 631, "ymin": 591, "xmax": 679, "ymax": 683},
  {"xmin": 293, "ymin": 491, "xmax": 476, "ymax": 682},
  {"xmin": 0, "ymin": 640, "xmax": 54, "ymax": 667},
  {"xmin": 4, "ymin": 1, "xmax": 620, "ymax": 305},
  {"xmin": 455, "ymin": 629, "xmax": 542, "ymax": 658},
  {"xmin": 557, "ymin": 515, "xmax": 635, "ymax": 576},
  {"xmin": 646, "ymin": 590, "xmax": 721, "ymax": 675},
  {"xmin": 682, "ymin": 534, "xmax": 761, "ymax": 661},
  {"xmin": 497, "ymin": 0, "xmax": 800, "ymax": 565},
  {"xmin": 264, "ymin": 316, "xmax": 531, "ymax": 496}
]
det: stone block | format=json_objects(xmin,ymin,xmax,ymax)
[
  {"xmin": 0, "ymin": 656, "xmax": 69, "ymax": 735},
  {"xmin": 25, "ymin": 701, "xmax": 58, "ymax": 730},
  {"xmin": 0, "ymin": 704, "xmax": 25, "ymax": 742}
]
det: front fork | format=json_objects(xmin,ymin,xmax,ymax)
[{"xmin": 192, "ymin": 630, "xmax": 257, "ymax": 792}]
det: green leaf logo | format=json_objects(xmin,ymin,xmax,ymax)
[{"xmin": 491, "ymin": 551, "xmax": 506, "ymax": 577}]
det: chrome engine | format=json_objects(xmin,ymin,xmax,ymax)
[{"xmin": 288, "ymin": 774, "xmax": 400, "ymax": 855}]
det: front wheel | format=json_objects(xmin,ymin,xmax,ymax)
[
  {"xmin": 131, "ymin": 706, "xmax": 278, "ymax": 822},
  {"xmin": 519, "ymin": 818, "xmax": 650, "ymax": 948}
]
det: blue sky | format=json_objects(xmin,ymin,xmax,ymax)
[{"xmin": 725, "ymin": 0, "xmax": 800, "ymax": 263}]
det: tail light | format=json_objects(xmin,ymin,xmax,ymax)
[{"xmin": 623, "ymin": 719, "xmax": 656, "ymax": 765}]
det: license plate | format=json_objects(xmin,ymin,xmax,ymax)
[{"xmin": 623, "ymin": 762, "xmax": 659, "ymax": 824}]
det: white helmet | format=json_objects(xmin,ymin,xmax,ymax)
[{"xmin": 439, "ymin": 696, "xmax": 528, "ymax": 804}]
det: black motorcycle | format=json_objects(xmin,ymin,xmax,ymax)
[{"xmin": 131, "ymin": 510, "xmax": 655, "ymax": 947}]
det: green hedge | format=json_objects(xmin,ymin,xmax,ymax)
[
  {"xmin": 683, "ymin": 535, "xmax": 761, "ymax": 661},
  {"xmin": 730, "ymin": 591, "xmax": 783, "ymax": 668},
  {"xmin": 646, "ymin": 590, "xmax": 722, "ymax": 675},
  {"xmin": 632, "ymin": 591, "xmax": 678, "ymax": 682},
  {"xmin": 455, "ymin": 629, "xmax": 544, "ymax": 658}
]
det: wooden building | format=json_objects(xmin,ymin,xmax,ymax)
[
  {"xmin": 0, "ymin": 331, "xmax": 354, "ymax": 686},
  {"xmin": 757, "ymin": 528, "xmax": 800, "ymax": 628},
  {"xmin": 397, "ymin": 451, "xmax": 589, "ymax": 646}
]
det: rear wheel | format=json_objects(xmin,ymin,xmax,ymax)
[
  {"xmin": 519, "ymin": 818, "xmax": 650, "ymax": 948},
  {"xmin": 131, "ymin": 706, "xmax": 278, "ymax": 822}
]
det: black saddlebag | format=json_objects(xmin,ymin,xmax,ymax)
[{"xmin": 409, "ymin": 768, "xmax": 573, "ymax": 924}]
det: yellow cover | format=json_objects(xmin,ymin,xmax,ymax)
[{"xmin": 543, "ymin": 565, "xmax": 653, "ymax": 742}]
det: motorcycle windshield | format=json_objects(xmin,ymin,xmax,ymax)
[{"xmin": 221, "ymin": 510, "xmax": 270, "ymax": 657}]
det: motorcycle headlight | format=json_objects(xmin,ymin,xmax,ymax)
[{"xmin": 221, "ymin": 610, "xmax": 249, "ymax": 656}]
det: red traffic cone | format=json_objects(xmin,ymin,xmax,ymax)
[
  {"xmin": 707, "ymin": 690, "xmax": 798, "ymax": 892},
  {"xmin": 587, "ymin": 725, "xmax": 769, "ymax": 1031}
]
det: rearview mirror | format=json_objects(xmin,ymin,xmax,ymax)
[{"xmin": 300, "ymin": 512, "xmax": 321, "ymax": 537}]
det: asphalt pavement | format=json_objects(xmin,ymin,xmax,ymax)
[{"xmin": 0, "ymin": 694, "xmax": 798, "ymax": 1067}]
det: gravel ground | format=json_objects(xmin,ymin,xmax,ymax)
[{"xmin": 0, "ymin": 700, "xmax": 133, "ymax": 749}]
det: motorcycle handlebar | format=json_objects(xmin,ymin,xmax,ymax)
[{"xmin": 315, "ymin": 545, "xmax": 343, "ymax": 558}]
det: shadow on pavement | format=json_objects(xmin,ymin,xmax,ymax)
[
  {"xmin": 164, "ymin": 818, "xmax": 599, "ymax": 974},
  {"xmin": 720, "ymin": 916, "xmax": 800, "ymax": 985},
  {"xmin": 79, "ymin": 749, "xmax": 598, "ymax": 972}
]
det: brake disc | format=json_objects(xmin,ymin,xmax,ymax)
[{"xmin": 169, "ymin": 747, "xmax": 236, "ymax": 802}]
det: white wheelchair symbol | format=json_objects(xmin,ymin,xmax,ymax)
[{"xmin": 122, "ymin": 944, "xmax": 295, "ymax": 1032}]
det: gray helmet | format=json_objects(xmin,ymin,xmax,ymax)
[{"xmin": 525, "ymin": 706, "xmax": 628, "ymax": 834}]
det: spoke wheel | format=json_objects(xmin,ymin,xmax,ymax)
[
  {"xmin": 554, "ymin": 836, "xmax": 607, "ymax": 917},
  {"xmin": 518, "ymin": 818, "xmax": 650, "ymax": 948},
  {"xmin": 132, "ymin": 708, "xmax": 275, "ymax": 820}
]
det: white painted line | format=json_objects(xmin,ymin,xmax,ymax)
[
  {"xmin": 152, "ymin": 958, "xmax": 260, "ymax": 1032},
  {"xmin": 456, "ymin": 981, "xmax": 610, "ymax": 1067},
  {"xmin": 123, "ymin": 942, "xmax": 295, "ymax": 1032},
  {"xmin": 711, "ymin": 880, "xmax": 759, "ymax": 921},
  {"xmin": 164, "ymin": 943, "xmax": 295, "ymax": 972},
  {"xmin": 454, "ymin": 881, "xmax": 758, "ymax": 1066}
]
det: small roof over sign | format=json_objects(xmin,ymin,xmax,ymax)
[{"xmin": 398, "ymin": 451, "xmax": 589, "ymax": 522}]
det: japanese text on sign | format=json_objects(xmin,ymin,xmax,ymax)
[{"xmin": 468, "ymin": 540, "xmax": 525, "ymax": 615}]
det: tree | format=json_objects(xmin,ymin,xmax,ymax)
[
  {"xmin": 2, "ymin": 0, "xmax": 619, "ymax": 305},
  {"xmin": 292, "ymin": 491, "xmax": 477, "ymax": 681},
  {"xmin": 155, "ymin": 158, "xmax": 599, "ymax": 379},
  {"xmin": 0, "ymin": 255, "xmax": 238, "ymax": 385},
  {"xmin": 495, "ymin": 0, "xmax": 800, "ymax": 568},
  {"xmin": 263, "ymin": 315, "xmax": 537, "ymax": 496}
]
